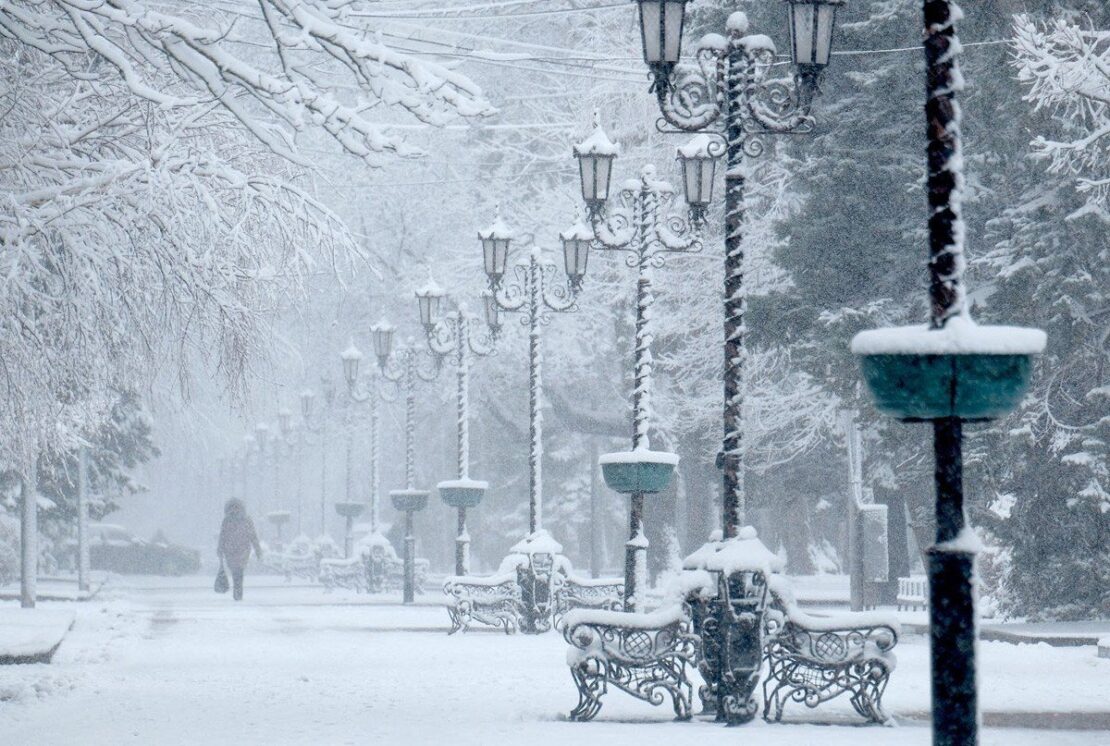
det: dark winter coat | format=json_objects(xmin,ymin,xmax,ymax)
[{"xmin": 217, "ymin": 499, "xmax": 262, "ymax": 572}]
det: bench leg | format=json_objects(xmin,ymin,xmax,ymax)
[{"xmin": 569, "ymin": 660, "xmax": 605, "ymax": 722}]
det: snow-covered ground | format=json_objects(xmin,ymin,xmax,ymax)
[{"xmin": 1, "ymin": 576, "xmax": 1107, "ymax": 745}]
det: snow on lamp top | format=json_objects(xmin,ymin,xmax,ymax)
[
  {"xmin": 573, "ymin": 118, "xmax": 620, "ymax": 158},
  {"xmin": 479, "ymin": 208, "xmax": 513, "ymax": 281},
  {"xmin": 740, "ymin": 33, "xmax": 776, "ymax": 56},
  {"xmin": 676, "ymin": 134, "xmax": 719, "ymax": 206},
  {"xmin": 510, "ymin": 528, "xmax": 564, "ymax": 556},
  {"xmin": 851, "ymin": 314, "xmax": 1047, "ymax": 356},
  {"xmin": 414, "ymin": 273, "xmax": 445, "ymax": 328},
  {"xmin": 574, "ymin": 112, "xmax": 619, "ymax": 205},
  {"xmin": 340, "ymin": 340, "xmax": 363, "ymax": 388}
]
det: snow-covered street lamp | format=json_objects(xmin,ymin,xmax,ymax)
[
  {"xmin": 371, "ymin": 323, "xmax": 442, "ymax": 604},
  {"xmin": 479, "ymin": 210, "xmax": 514, "ymax": 289},
  {"xmin": 298, "ymin": 377, "xmax": 336, "ymax": 537},
  {"xmin": 573, "ymin": 115, "xmax": 619, "ymax": 215},
  {"xmin": 787, "ymin": 0, "xmax": 844, "ymax": 68},
  {"xmin": 570, "ymin": 119, "xmax": 712, "ymax": 612},
  {"xmin": 633, "ymin": 2, "xmax": 844, "ymax": 723},
  {"xmin": 635, "ymin": 0, "xmax": 691, "ymax": 68},
  {"xmin": 415, "ymin": 284, "xmax": 498, "ymax": 576},
  {"xmin": 480, "ymin": 212, "xmax": 582, "ymax": 633}
]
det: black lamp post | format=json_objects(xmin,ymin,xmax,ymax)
[
  {"xmin": 850, "ymin": 2, "xmax": 1045, "ymax": 744},
  {"xmin": 480, "ymin": 212, "xmax": 582, "ymax": 632},
  {"xmin": 415, "ymin": 280, "xmax": 497, "ymax": 577},
  {"xmin": 299, "ymin": 377, "xmax": 335, "ymax": 538},
  {"xmin": 370, "ymin": 321, "xmax": 442, "ymax": 604},
  {"xmin": 633, "ymin": 0, "xmax": 844, "ymax": 724},
  {"xmin": 570, "ymin": 117, "xmax": 716, "ymax": 611}
]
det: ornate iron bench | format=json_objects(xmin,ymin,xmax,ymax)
[
  {"xmin": 319, "ymin": 554, "xmax": 367, "ymax": 592},
  {"xmin": 443, "ymin": 572, "xmax": 523, "ymax": 634},
  {"xmin": 762, "ymin": 585, "xmax": 899, "ymax": 725},
  {"xmin": 552, "ymin": 575, "xmax": 624, "ymax": 627},
  {"xmin": 262, "ymin": 535, "xmax": 321, "ymax": 582},
  {"xmin": 562, "ymin": 605, "xmax": 698, "ymax": 722}
]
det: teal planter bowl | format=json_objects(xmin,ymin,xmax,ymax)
[
  {"xmin": 601, "ymin": 460, "xmax": 676, "ymax": 495},
  {"xmin": 439, "ymin": 485, "xmax": 485, "ymax": 509},
  {"xmin": 390, "ymin": 490, "xmax": 429, "ymax": 513},
  {"xmin": 858, "ymin": 353, "xmax": 1035, "ymax": 422},
  {"xmin": 333, "ymin": 501, "xmax": 365, "ymax": 519}
]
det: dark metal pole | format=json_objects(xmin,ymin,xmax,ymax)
[
  {"xmin": 924, "ymin": 1, "xmax": 976, "ymax": 743},
  {"xmin": 403, "ymin": 508, "xmax": 416, "ymax": 604},
  {"xmin": 624, "ymin": 193, "xmax": 654, "ymax": 611},
  {"xmin": 456, "ymin": 506, "xmax": 468, "ymax": 577},
  {"xmin": 929, "ymin": 418, "xmax": 975, "ymax": 745},
  {"xmin": 721, "ymin": 36, "xmax": 749, "ymax": 539},
  {"xmin": 624, "ymin": 493, "xmax": 645, "ymax": 612},
  {"xmin": 589, "ymin": 438, "xmax": 600, "ymax": 579},
  {"xmin": 456, "ymin": 314, "xmax": 471, "ymax": 576},
  {"xmin": 528, "ymin": 254, "xmax": 542, "ymax": 535}
]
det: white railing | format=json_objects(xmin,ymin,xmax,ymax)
[{"xmin": 897, "ymin": 575, "xmax": 928, "ymax": 610}]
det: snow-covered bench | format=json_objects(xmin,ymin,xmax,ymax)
[
  {"xmin": 563, "ymin": 605, "xmax": 698, "ymax": 722},
  {"xmin": 762, "ymin": 586, "xmax": 899, "ymax": 725},
  {"xmin": 897, "ymin": 575, "xmax": 928, "ymax": 611},
  {"xmin": 552, "ymin": 575, "xmax": 624, "ymax": 627},
  {"xmin": 443, "ymin": 572, "xmax": 523, "ymax": 634},
  {"xmin": 319, "ymin": 554, "xmax": 367, "ymax": 592},
  {"xmin": 262, "ymin": 535, "xmax": 325, "ymax": 582}
]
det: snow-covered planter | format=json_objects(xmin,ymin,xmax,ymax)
[
  {"xmin": 437, "ymin": 478, "xmax": 488, "ymax": 509},
  {"xmin": 389, "ymin": 489, "xmax": 429, "ymax": 513},
  {"xmin": 332, "ymin": 502, "xmax": 365, "ymax": 520},
  {"xmin": 598, "ymin": 449, "xmax": 679, "ymax": 495},
  {"xmin": 852, "ymin": 316, "xmax": 1047, "ymax": 421},
  {"xmin": 265, "ymin": 510, "xmax": 291, "ymax": 526}
]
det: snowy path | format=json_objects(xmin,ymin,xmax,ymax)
[{"xmin": 0, "ymin": 577, "xmax": 1107, "ymax": 745}]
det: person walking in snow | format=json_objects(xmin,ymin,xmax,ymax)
[{"xmin": 217, "ymin": 498, "xmax": 263, "ymax": 601}]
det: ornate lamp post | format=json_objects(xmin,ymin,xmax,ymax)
[
  {"xmin": 340, "ymin": 345, "xmax": 383, "ymax": 535},
  {"xmin": 480, "ymin": 218, "xmax": 583, "ymax": 541},
  {"xmin": 276, "ymin": 408, "xmax": 302, "ymax": 536},
  {"xmin": 241, "ymin": 433, "xmax": 257, "ymax": 511},
  {"xmin": 300, "ymin": 378, "xmax": 336, "ymax": 538},
  {"xmin": 370, "ymin": 321, "xmax": 442, "ymax": 604},
  {"xmin": 570, "ymin": 119, "xmax": 716, "ymax": 612},
  {"xmin": 633, "ymin": 0, "xmax": 844, "ymax": 723},
  {"xmin": 636, "ymin": 0, "xmax": 843, "ymax": 541},
  {"xmin": 415, "ymin": 280, "xmax": 497, "ymax": 577},
  {"xmin": 480, "ymin": 213, "xmax": 582, "ymax": 632}
]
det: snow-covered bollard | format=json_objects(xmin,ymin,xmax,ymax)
[{"xmin": 851, "ymin": 2, "xmax": 1046, "ymax": 743}]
